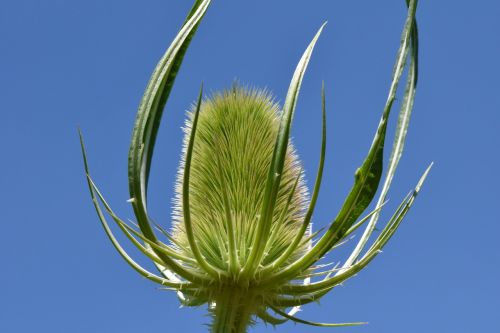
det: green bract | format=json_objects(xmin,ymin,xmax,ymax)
[{"xmin": 80, "ymin": 0, "xmax": 429, "ymax": 332}]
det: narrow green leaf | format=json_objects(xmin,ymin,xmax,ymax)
[
  {"xmin": 341, "ymin": 0, "xmax": 419, "ymax": 271},
  {"xmin": 79, "ymin": 130, "xmax": 189, "ymax": 289},
  {"xmin": 261, "ymin": 0, "xmax": 418, "ymax": 287},
  {"xmin": 182, "ymin": 84, "xmax": 224, "ymax": 278},
  {"xmin": 270, "ymin": 306, "xmax": 367, "ymax": 327},
  {"xmin": 88, "ymin": 176, "xmax": 195, "ymax": 265},
  {"xmin": 277, "ymin": 163, "xmax": 431, "ymax": 295},
  {"xmin": 263, "ymin": 81, "xmax": 327, "ymax": 273},
  {"xmin": 244, "ymin": 22, "xmax": 327, "ymax": 275},
  {"xmin": 127, "ymin": 0, "xmax": 211, "ymax": 256},
  {"xmin": 257, "ymin": 309, "xmax": 288, "ymax": 326}
]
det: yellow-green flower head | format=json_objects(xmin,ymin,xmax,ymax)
[
  {"xmin": 172, "ymin": 87, "xmax": 309, "ymax": 276},
  {"xmin": 80, "ymin": 0, "xmax": 429, "ymax": 332}
]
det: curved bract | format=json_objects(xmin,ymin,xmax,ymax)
[{"xmin": 80, "ymin": 0, "xmax": 429, "ymax": 332}]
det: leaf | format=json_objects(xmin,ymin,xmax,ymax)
[
  {"xmin": 270, "ymin": 306, "xmax": 367, "ymax": 327},
  {"xmin": 261, "ymin": 0, "xmax": 418, "ymax": 287},
  {"xmin": 127, "ymin": 0, "xmax": 211, "ymax": 249},
  {"xmin": 276, "ymin": 163, "xmax": 432, "ymax": 295},
  {"xmin": 79, "ymin": 130, "xmax": 189, "ymax": 289},
  {"xmin": 244, "ymin": 22, "xmax": 327, "ymax": 275},
  {"xmin": 263, "ymin": 81, "xmax": 328, "ymax": 272},
  {"xmin": 181, "ymin": 84, "xmax": 224, "ymax": 278},
  {"xmin": 340, "ymin": 0, "xmax": 420, "ymax": 271}
]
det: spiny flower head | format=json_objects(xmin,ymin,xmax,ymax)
[
  {"xmin": 172, "ymin": 87, "xmax": 309, "ymax": 278},
  {"xmin": 80, "ymin": 0, "xmax": 429, "ymax": 332}
]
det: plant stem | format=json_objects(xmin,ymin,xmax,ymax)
[{"xmin": 211, "ymin": 286, "xmax": 256, "ymax": 333}]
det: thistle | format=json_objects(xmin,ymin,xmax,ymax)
[{"xmin": 80, "ymin": 0, "xmax": 430, "ymax": 332}]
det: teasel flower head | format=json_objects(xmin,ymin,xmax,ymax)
[
  {"xmin": 80, "ymin": 0, "xmax": 430, "ymax": 332},
  {"xmin": 172, "ymin": 87, "xmax": 310, "ymax": 276}
]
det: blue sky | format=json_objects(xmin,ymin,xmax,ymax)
[{"xmin": 1, "ymin": 0, "xmax": 499, "ymax": 332}]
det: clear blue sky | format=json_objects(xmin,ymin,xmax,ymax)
[{"xmin": 1, "ymin": 1, "xmax": 499, "ymax": 332}]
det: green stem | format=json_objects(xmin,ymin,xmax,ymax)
[{"xmin": 211, "ymin": 287, "xmax": 256, "ymax": 333}]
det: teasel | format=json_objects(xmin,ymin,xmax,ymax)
[{"xmin": 80, "ymin": 0, "xmax": 430, "ymax": 332}]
